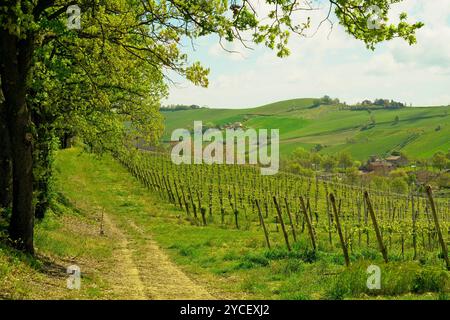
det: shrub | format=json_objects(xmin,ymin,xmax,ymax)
[{"xmin": 325, "ymin": 262, "xmax": 450, "ymax": 299}]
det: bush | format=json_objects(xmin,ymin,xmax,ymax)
[
  {"xmin": 412, "ymin": 269, "xmax": 449, "ymax": 293},
  {"xmin": 242, "ymin": 252, "xmax": 270, "ymax": 267},
  {"xmin": 390, "ymin": 177, "xmax": 408, "ymax": 194},
  {"xmin": 325, "ymin": 262, "xmax": 450, "ymax": 299}
]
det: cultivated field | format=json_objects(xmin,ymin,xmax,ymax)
[
  {"xmin": 162, "ymin": 99, "xmax": 450, "ymax": 160},
  {"xmin": 116, "ymin": 148, "xmax": 450, "ymax": 298}
]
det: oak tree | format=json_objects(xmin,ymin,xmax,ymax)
[{"xmin": 0, "ymin": 0, "xmax": 424, "ymax": 253}]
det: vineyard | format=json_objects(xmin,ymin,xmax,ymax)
[{"xmin": 118, "ymin": 149, "xmax": 450, "ymax": 270}]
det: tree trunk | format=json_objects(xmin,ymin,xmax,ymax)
[
  {"xmin": 34, "ymin": 124, "xmax": 53, "ymax": 220},
  {"xmin": 62, "ymin": 132, "xmax": 69, "ymax": 149},
  {"xmin": 61, "ymin": 131, "xmax": 74, "ymax": 149},
  {"xmin": 0, "ymin": 101, "xmax": 12, "ymax": 209},
  {"xmin": 0, "ymin": 30, "xmax": 35, "ymax": 254}
]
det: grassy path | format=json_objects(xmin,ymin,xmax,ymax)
[
  {"xmin": 100, "ymin": 212, "xmax": 147, "ymax": 299},
  {"xmin": 101, "ymin": 211, "xmax": 213, "ymax": 299},
  {"xmin": 1, "ymin": 148, "xmax": 216, "ymax": 299},
  {"xmin": 123, "ymin": 217, "xmax": 213, "ymax": 299},
  {"xmin": 54, "ymin": 148, "xmax": 215, "ymax": 299}
]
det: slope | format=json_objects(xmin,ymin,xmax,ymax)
[{"xmin": 162, "ymin": 99, "xmax": 449, "ymax": 161}]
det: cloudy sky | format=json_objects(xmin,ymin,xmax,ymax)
[{"xmin": 165, "ymin": 0, "xmax": 450, "ymax": 109}]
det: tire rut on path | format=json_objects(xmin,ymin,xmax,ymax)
[
  {"xmin": 104, "ymin": 214, "xmax": 213, "ymax": 300},
  {"xmin": 102, "ymin": 213, "xmax": 147, "ymax": 300}
]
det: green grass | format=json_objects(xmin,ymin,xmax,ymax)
[
  {"xmin": 1, "ymin": 148, "xmax": 449, "ymax": 299},
  {"xmin": 162, "ymin": 99, "xmax": 450, "ymax": 160},
  {"xmin": 0, "ymin": 196, "xmax": 115, "ymax": 299},
  {"xmin": 53, "ymin": 150, "xmax": 450, "ymax": 299}
]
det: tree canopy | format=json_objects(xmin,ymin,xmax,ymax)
[{"xmin": 0, "ymin": 0, "xmax": 424, "ymax": 253}]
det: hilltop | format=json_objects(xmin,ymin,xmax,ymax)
[{"xmin": 162, "ymin": 98, "xmax": 450, "ymax": 161}]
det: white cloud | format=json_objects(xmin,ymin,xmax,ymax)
[
  {"xmin": 208, "ymin": 41, "xmax": 249, "ymax": 61},
  {"xmin": 166, "ymin": 0, "xmax": 450, "ymax": 108}
]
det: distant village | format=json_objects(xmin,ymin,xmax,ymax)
[
  {"xmin": 362, "ymin": 154, "xmax": 408, "ymax": 174},
  {"xmin": 219, "ymin": 122, "xmax": 244, "ymax": 130}
]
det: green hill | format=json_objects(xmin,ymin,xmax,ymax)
[{"xmin": 161, "ymin": 98, "xmax": 450, "ymax": 161}]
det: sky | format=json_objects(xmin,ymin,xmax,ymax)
[{"xmin": 164, "ymin": 0, "xmax": 450, "ymax": 109}]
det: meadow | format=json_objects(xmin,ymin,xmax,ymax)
[
  {"xmin": 162, "ymin": 99, "xmax": 450, "ymax": 160},
  {"xmin": 2, "ymin": 148, "xmax": 449, "ymax": 299},
  {"xmin": 117, "ymin": 147, "xmax": 450, "ymax": 299},
  {"xmin": 2, "ymin": 99, "xmax": 449, "ymax": 300}
]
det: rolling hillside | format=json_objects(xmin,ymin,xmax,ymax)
[{"xmin": 162, "ymin": 99, "xmax": 450, "ymax": 161}]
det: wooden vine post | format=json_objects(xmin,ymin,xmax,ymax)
[
  {"xmin": 364, "ymin": 191, "xmax": 388, "ymax": 263},
  {"xmin": 256, "ymin": 199, "xmax": 271, "ymax": 249},
  {"xmin": 284, "ymin": 197, "xmax": 297, "ymax": 242},
  {"xmin": 188, "ymin": 186, "xmax": 197, "ymax": 219},
  {"xmin": 180, "ymin": 187, "xmax": 190, "ymax": 216},
  {"xmin": 219, "ymin": 187, "xmax": 225, "ymax": 224},
  {"xmin": 200, "ymin": 207, "xmax": 207, "ymax": 226},
  {"xmin": 299, "ymin": 195, "xmax": 316, "ymax": 252},
  {"xmin": 273, "ymin": 196, "xmax": 291, "ymax": 251},
  {"xmin": 208, "ymin": 184, "xmax": 213, "ymax": 217},
  {"xmin": 411, "ymin": 192, "xmax": 418, "ymax": 260},
  {"xmin": 173, "ymin": 180, "xmax": 184, "ymax": 210},
  {"xmin": 330, "ymin": 193, "xmax": 350, "ymax": 267},
  {"xmin": 426, "ymin": 186, "xmax": 450, "ymax": 270},
  {"xmin": 325, "ymin": 185, "xmax": 333, "ymax": 245}
]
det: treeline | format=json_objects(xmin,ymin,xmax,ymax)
[
  {"xmin": 160, "ymin": 104, "xmax": 207, "ymax": 111},
  {"xmin": 343, "ymin": 99, "xmax": 406, "ymax": 111},
  {"xmin": 282, "ymin": 147, "xmax": 450, "ymax": 194},
  {"xmin": 311, "ymin": 96, "xmax": 406, "ymax": 111},
  {"xmin": 282, "ymin": 148, "xmax": 361, "ymax": 181},
  {"xmin": 311, "ymin": 95, "xmax": 341, "ymax": 108}
]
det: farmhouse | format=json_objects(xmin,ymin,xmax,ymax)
[
  {"xmin": 363, "ymin": 153, "xmax": 409, "ymax": 174},
  {"xmin": 385, "ymin": 155, "xmax": 408, "ymax": 166},
  {"xmin": 223, "ymin": 122, "xmax": 244, "ymax": 130},
  {"xmin": 367, "ymin": 160, "xmax": 394, "ymax": 174},
  {"xmin": 362, "ymin": 156, "xmax": 394, "ymax": 174}
]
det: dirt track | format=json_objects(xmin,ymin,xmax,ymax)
[{"xmin": 103, "ymin": 213, "xmax": 213, "ymax": 300}]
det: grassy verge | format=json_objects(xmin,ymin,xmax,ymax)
[
  {"xmin": 0, "ymin": 193, "xmax": 116, "ymax": 299},
  {"xmin": 1, "ymin": 148, "xmax": 449, "ymax": 299},
  {"xmin": 53, "ymin": 148, "xmax": 450, "ymax": 300}
]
